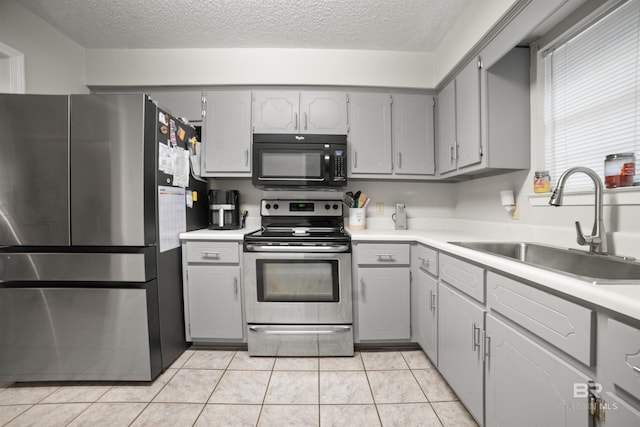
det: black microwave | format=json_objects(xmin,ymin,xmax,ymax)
[{"xmin": 252, "ymin": 134, "xmax": 347, "ymax": 189}]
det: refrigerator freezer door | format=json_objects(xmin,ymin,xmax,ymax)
[
  {"xmin": 0, "ymin": 248, "xmax": 155, "ymax": 282},
  {"xmin": 0, "ymin": 94, "xmax": 70, "ymax": 246},
  {"xmin": 70, "ymin": 94, "xmax": 155, "ymax": 246},
  {"xmin": 0, "ymin": 285, "xmax": 161, "ymax": 381}
]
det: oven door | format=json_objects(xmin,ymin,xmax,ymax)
[{"xmin": 243, "ymin": 250, "xmax": 352, "ymax": 324}]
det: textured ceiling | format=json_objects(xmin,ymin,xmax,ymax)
[{"xmin": 17, "ymin": 0, "xmax": 472, "ymax": 52}]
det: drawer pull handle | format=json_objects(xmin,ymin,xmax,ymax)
[
  {"xmin": 472, "ymin": 322, "xmax": 481, "ymax": 352},
  {"xmin": 418, "ymin": 256, "xmax": 430, "ymax": 269},
  {"xmin": 376, "ymin": 254, "xmax": 395, "ymax": 260},
  {"xmin": 201, "ymin": 251, "xmax": 220, "ymax": 258}
]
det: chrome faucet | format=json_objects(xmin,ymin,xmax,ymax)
[{"xmin": 549, "ymin": 166, "xmax": 607, "ymax": 254}]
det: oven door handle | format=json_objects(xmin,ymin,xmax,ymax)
[
  {"xmin": 249, "ymin": 325, "xmax": 352, "ymax": 335},
  {"xmin": 244, "ymin": 244, "xmax": 350, "ymax": 253}
]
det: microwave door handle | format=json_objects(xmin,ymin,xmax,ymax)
[{"xmin": 294, "ymin": 112, "xmax": 298, "ymax": 130}]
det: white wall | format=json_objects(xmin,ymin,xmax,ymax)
[
  {"xmin": 86, "ymin": 48, "xmax": 435, "ymax": 89},
  {"xmin": 210, "ymin": 178, "xmax": 457, "ymax": 227},
  {"xmin": 0, "ymin": 1, "xmax": 87, "ymax": 94}
]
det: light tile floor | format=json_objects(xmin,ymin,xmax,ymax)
[{"xmin": 0, "ymin": 349, "xmax": 478, "ymax": 427}]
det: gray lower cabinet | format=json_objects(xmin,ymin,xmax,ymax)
[
  {"xmin": 185, "ymin": 265, "xmax": 243, "ymax": 340},
  {"xmin": 438, "ymin": 282, "xmax": 485, "ymax": 424},
  {"xmin": 355, "ymin": 243, "xmax": 411, "ymax": 341},
  {"xmin": 411, "ymin": 244, "xmax": 438, "ymax": 363},
  {"xmin": 485, "ymin": 314, "xmax": 591, "ymax": 427},
  {"xmin": 182, "ymin": 241, "xmax": 244, "ymax": 342},
  {"xmin": 357, "ymin": 267, "xmax": 411, "ymax": 340}
]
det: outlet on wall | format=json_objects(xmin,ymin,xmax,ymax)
[{"xmin": 376, "ymin": 202, "xmax": 384, "ymax": 215}]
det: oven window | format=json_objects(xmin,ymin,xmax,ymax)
[
  {"xmin": 261, "ymin": 152, "xmax": 322, "ymax": 178},
  {"xmin": 256, "ymin": 260, "xmax": 339, "ymax": 302}
]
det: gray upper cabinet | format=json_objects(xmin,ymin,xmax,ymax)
[
  {"xmin": 148, "ymin": 91, "xmax": 203, "ymax": 123},
  {"xmin": 392, "ymin": 94, "xmax": 435, "ymax": 176},
  {"xmin": 348, "ymin": 92, "xmax": 393, "ymax": 175},
  {"xmin": 252, "ymin": 91, "xmax": 347, "ymax": 134},
  {"xmin": 436, "ymin": 47, "xmax": 530, "ymax": 179},
  {"xmin": 349, "ymin": 92, "xmax": 435, "ymax": 178},
  {"xmin": 202, "ymin": 91, "xmax": 252, "ymax": 176}
]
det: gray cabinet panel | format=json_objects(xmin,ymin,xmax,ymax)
[
  {"xmin": 487, "ymin": 272, "xmax": 593, "ymax": 366},
  {"xmin": 415, "ymin": 267, "xmax": 438, "ymax": 363},
  {"xmin": 603, "ymin": 318, "xmax": 640, "ymax": 400},
  {"xmin": 438, "ymin": 282, "xmax": 484, "ymax": 424},
  {"xmin": 456, "ymin": 58, "xmax": 482, "ymax": 169},
  {"xmin": 357, "ymin": 267, "xmax": 410, "ymax": 340},
  {"xmin": 485, "ymin": 314, "xmax": 591, "ymax": 427},
  {"xmin": 436, "ymin": 81, "xmax": 457, "ymax": 175},
  {"xmin": 186, "ymin": 241, "xmax": 240, "ymax": 264},
  {"xmin": 300, "ymin": 91, "xmax": 348, "ymax": 134},
  {"xmin": 348, "ymin": 92, "xmax": 393, "ymax": 175},
  {"xmin": 186, "ymin": 265, "xmax": 243, "ymax": 340},
  {"xmin": 414, "ymin": 244, "xmax": 438, "ymax": 276},
  {"xmin": 356, "ymin": 243, "xmax": 410, "ymax": 266},
  {"xmin": 439, "ymin": 253, "xmax": 485, "ymax": 302},
  {"xmin": 203, "ymin": 91, "xmax": 252, "ymax": 175},
  {"xmin": 392, "ymin": 94, "xmax": 435, "ymax": 175},
  {"xmin": 599, "ymin": 392, "xmax": 640, "ymax": 427},
  {"xmin": 253, "ymin": 91, "xmax": 299, "ymax": 133}
]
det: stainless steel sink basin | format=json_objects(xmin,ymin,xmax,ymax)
[{"xmin": 449, "ymin": 242, "xmax": 640, "ymax": 285}]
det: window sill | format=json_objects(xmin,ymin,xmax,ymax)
[{"xmin": 528, "ymin": 185, "xmax": 640, "ymax": 207}]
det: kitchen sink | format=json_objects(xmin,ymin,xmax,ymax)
[{"xmin": 449, "ymin": 241, "xmax": 640, "ymax": 285}]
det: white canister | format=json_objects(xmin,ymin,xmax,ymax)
[{"xmin": 348, "ymin": 208, "xmax": 366, "ymax": 230}]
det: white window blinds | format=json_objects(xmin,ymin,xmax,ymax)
[{"xmin": 543, "ymin": 0, "xmax": 640, "ymax": 189}]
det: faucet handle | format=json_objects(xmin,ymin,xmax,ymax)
[{"xmin": 574, "ymin": 221, "xmax": 588, "ymax": 246}]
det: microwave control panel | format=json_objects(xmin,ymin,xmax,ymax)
[{"xmin": 333, "ymin": 149, "xmax": 346, "ymax": 181}]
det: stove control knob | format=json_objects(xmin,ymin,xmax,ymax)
[
  {"xmin": 265, "ymin": 203, "xmax": 271, "ymax": 210},
  {"xmin": 273, "ymin": 203, "xmax": 279, "ymax": 210},
  {"xmin": 325, "ymin": 204, "xmax": 331, "ymax": 210},
  {"xmin": 333, "ymin": 204, "xmax": 339, "ymax": 210}
]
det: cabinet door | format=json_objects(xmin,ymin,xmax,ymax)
[
  {"xmin": 148, "ymin": 91, "xmax": 203, "ymax": 122},
  {"xmin": 415, "ymin": 267, "xmax": 438, "ymax": 363},
  {"xmin": 357, "ymin": 267, "xmax": 410, "ymax": 340},
  {"xmin": 485, "ymin": 314, "xmax": 591, "ymax": 427},
  {"xmin": 438, "ymin": 282, "xmax": 484, "ymax": 424},
  {"xmin": 202, "ymin": 91, "xmax": 252, "ymax": 174},
  {"xmin": 252, "ymin": 91, "xmax": 300, "ymax": 133},
  {"xmin": 300, "ymin": 91, "xmax": 348, "ymax": 134},
  {"xmin": 436, "ymin": 80, "xmax": 457, "ymax": 175},
  {"xmin": 348, "ymin": 93, "xmax": 392, "ymax": 175},
  {"xmin": 392, "ymin": 94, "xmax": 435, "ymax": 175},
  {"xmin": 186, "ymin": 265, "xmax": 243, "ymax": 340},
  {"xmin": 456, "ymin": 58, "xmax": 482, "ymax": 169}
]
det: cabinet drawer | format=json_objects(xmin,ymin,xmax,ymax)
[
  {"xmin": 356, "ymin": 243, "xmax": 410, "ymax": 266},
  {"xmin": 487, "ymin": 272, "xmax": 593, "ymax": 366},
  {"xmin": 186, "ymin": 241, "xmax": 239, "ymax": 264},
  {"xmin": 439, "ymin": 253, "xmax": 484, "ymax": 302},
  {"xmin": 415, "ymin": 244, "xmax": 437, "ymax": 276},
  {"xmin": 605, "ymin": 318, "xmax": 640, "ymax": 399}
]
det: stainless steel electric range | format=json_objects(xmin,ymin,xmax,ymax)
[{"xmin": 243, "ymin": 199, "xmax": 353, "ymax": 356}]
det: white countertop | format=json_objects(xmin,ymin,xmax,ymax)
[
  {"xmin": 179, "ymin": 217, "xmax": 640, "ymax": 321},
  {"xmin": 348, "ymin": 225, "xmax": 640, "ymax": 322}
]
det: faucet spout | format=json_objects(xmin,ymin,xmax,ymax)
[{"xmin": 548, "ymin": 166, "xmax": 607, "ymax": 254}]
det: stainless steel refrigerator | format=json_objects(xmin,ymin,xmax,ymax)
[{"xmin": 0, "ymin": 93, "xmax": 208, "ymax": 381}]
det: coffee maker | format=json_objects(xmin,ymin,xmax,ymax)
[{"xmin": 208, "ymin": 190, "xmax": 242, "ymax": 230}]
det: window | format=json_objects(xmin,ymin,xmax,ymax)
[{"xmin": 543, "ymin": 0, "xmax": 640, "ymax": 189}]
